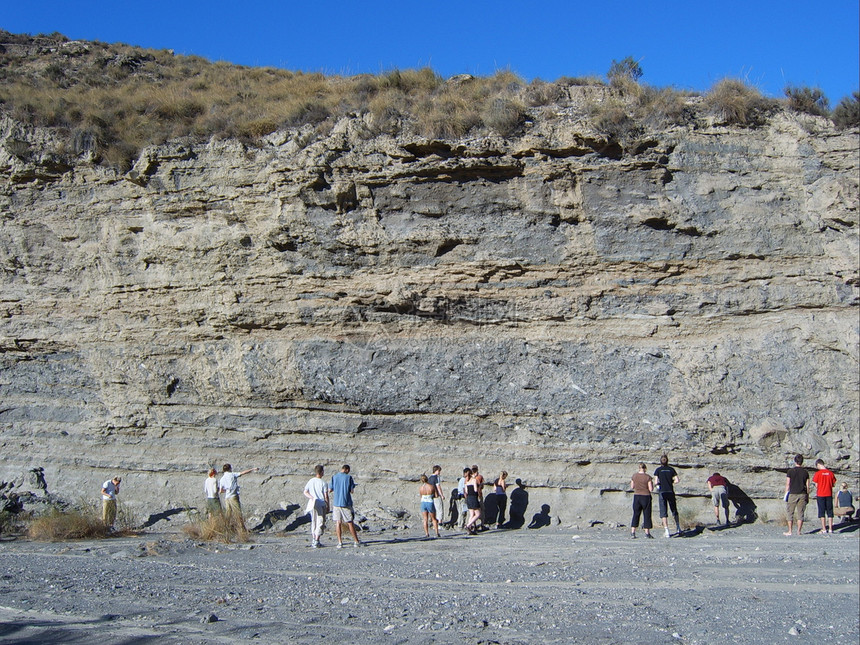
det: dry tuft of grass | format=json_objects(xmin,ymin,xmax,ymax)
[
  {"xmin": 28, "ymin": 506, "xmax": 110, "ymax": 541},
  {"xmin": 704, "ymin": 78, "xmax": 776, "ymax": 126},
  {"xmin": 182, "ymin": 513, "xmax": 250, "ymax": 544}
]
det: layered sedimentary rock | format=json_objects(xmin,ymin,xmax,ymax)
[{"xmin": 1, "ymin": 104, "xmax": 857, "ymax": 523}]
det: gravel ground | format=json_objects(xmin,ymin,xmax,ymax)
[{"xmin": 0, "ymin": 521, "xmax": 858, "ymax": 644}]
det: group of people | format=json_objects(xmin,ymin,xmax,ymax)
[
  {"xmin": 629, "ymin": 453, "xmax": 856, "ymax": 538},
  {"xmin": 783, "ymin": 454, "xmax": 855, "ymax": 535},
  {"xmin": 98, "ymin": 454, "xmax": 856, "ymax": 540}
]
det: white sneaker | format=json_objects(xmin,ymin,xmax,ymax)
[
  {"xmin": 336, "ymin": 542, "xmax": 344, "ymax": 549},
  {"xmin": 311, "ymin": 540, "xmax": 319, "ymax": 548},
  {"xmin": 664, "ymin": 528, "xmax": 671, "ymax": 538}
]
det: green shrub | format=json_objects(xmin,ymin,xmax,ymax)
[
  {"xmin": 832, "ymin": 91, "xmax": 860, "ymax": 128},
  {"xmin": 784, "ymin": 85, "xmax": 829, "ymax": 117},
  {"xmin": 607, "ymin": 57, "xmax": 643, "ymax": 88}
]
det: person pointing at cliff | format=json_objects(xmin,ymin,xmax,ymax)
[{"xmin": 219, "ymin": 463, "xmax": 258, "ymax": 530}]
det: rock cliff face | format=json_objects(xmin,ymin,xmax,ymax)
[{"xmin": 1, "ymin": 103, "xmax": 858, "ymax": 524}]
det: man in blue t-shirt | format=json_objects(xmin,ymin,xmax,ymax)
[
  {"xmin": 653, "ymin": 455, "xmax": 681, "ymax": 537},
  {"xmin": 330, "ymin": 464, "xmax": 361, "ymax": 548}
]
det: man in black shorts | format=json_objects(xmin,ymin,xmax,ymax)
[{"xmin": 653, "ymin": 454, "xmax": 681, "ymax": 537}]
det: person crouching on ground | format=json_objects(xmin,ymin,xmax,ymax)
[
  {"xmin": 204, "ymin": 468, "xmax": 222, "ymax": 518},
  {"xmin": 219, "ymin": 463, "xmax": 258, "ymax": 530},
  {"xmin": 630, "ymin": 463, "xmax": 654, "ymax": 539},
  {"xmin": 101, "ymin": 476, "xmax": 121, "ymax": 529},
  {"xmin": 835, "ymin": 483, "xmax": 855, "ymax": 524},
  {"xmin": 304, "ymin": 464, "xmax": 329, "ymax": 548},
  {"xmin": 419, "ymin": 474, "xmax": 441, "ymax": 538}
]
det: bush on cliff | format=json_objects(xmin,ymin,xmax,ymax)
[
  {"xmin": 832, "ymin": 92, "xmax": 860, "ymax": 129},
  {"xmin": 704, "ymin": 79, "xmax": 777, "ymax": 126}
]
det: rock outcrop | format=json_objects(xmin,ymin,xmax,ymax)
[{"xmin": 1, "ymin": 102, "xmax": 857, "ymax": 524}]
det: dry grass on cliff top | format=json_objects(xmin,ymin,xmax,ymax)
[{"xmin": 1, "ymin": 30, "xmax": 857, "ymax": 171}]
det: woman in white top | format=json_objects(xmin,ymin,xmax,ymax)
[{"xmin": 204, "ymin": 468, "xmax": 221, "ymax": 517}]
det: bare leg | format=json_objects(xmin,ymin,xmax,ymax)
[
  {"xmin": 347, "ymin": 521, "xmax": 360, "ymax": 543},
  {"xmin": 432, "ymin": 514, "xmax": 440, "ymax": 537},
  {"xmin": 784, "ymin": 518, "xmax": 793, "ymax": 536},
  {"xmin": 336, "ymin": 521, "xmax": 343, "ymax": 544},
  {"xmin": 422, "ymin": 512, "xmax": 429, "ymax": 537}
]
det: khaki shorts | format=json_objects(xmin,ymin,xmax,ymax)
[
  {"xmin": 333, "ymin": 506, "xmax": 354, "ymax": 523},
  {"xmin": 786, "ymin": 493, "xmax": 808, "ymax": 521}
]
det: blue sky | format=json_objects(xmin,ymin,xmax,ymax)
[{"xmin": 4, "ymin": 1, "xmax": 858, "ymax": 103}]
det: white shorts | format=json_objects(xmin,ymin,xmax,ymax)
[{"xmin": 333, "ymin": 506, "xmax": 354, "ymax": 523}]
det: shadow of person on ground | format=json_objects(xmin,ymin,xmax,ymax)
[
  {"xmin": 484, "ymin": 493, "xmax": 499, "ymax": 527},
  {"xmin": 834, "ymin": 521, "xmax": 859, "ymax": 534},
  {"xmin": 677, "ymin": 526, "xmax": 705, "ymax": 538},
  {"xmin": 503, "ymin": 479, "xmax": 529, "ymax": 529},
  {"xmin": 251, "ymin": 504, "xmax": 301, "ymax": 532},
  {"xmin": 142, "ymin": 507, "xmax": 187, "ymax": 528},
  {"xmin": 727, "ymin": 482, "xmax": 758, "ymax": 524},
  {"xmin": 528, "ymin": 504, "xmax": 552, "ymax": 529},
  {"xmin": 281, "ymin": 513, "xmax": 311, "ymax": 533}
]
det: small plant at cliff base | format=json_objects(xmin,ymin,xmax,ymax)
[
  {"xmin": 678, "ymin": 506, "xmax": 705, "ymax": 531},
  {"xmin": 832, "ymin": 91, "xmax": 860, "ymax": 129},
  {"xmin": 182, "ymin": 513, "xmax": 250, "ymax": 544},
  {"xmin": 784, "ymin": 85, "xmax": 830, "ymax": 117},
  {"xmin": 28, "ymin": 500, "xmax": 139, "ymax": 541},
  {"xmin": 28, "ymin": 505, "xmax": 110, "ymax": 541},
  {"xmin": 704, "ymin": 78, "xmax": 776, "ymax": 126}
]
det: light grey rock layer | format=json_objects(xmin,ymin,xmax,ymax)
[{"xmin": 0, "ymin": 107, "xmax": 857, "ymax": 520}]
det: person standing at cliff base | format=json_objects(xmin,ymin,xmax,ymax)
[
  {"xmin": 654, "ymin": 455, "xmax": 681, "ymax": 537},
  {"xmin": 419, "ymin": 474, "xmax": 441, "ymax": 538},
  {"xmin": 330, "ymin": 464, "xmax": 361, "ymax": 548},
  {"xmin": 812, "ymin": 459, "xmax": 837, "ymax": 534},
  {"xmin": 784, "ymin": 454, "xmax": 810, "ymax": 536},
  {"xmin": 304, "ymin": 464, "xmax": 330, "ymax": 548},
  {"xmin": 204, "ymin": 468, "xmax": 221, "ymax": 518},
  {"xmin": 630, "ymin": 463, "xmax": 654, "ymax": 539},
  {"xmin": 219, "ymin": 464, "xmax": 258, "ymax": 530},
  {"xmin": 428, "ymin": 465, "xmax": 445, "ymax": 528},
  {"xmin": 101, "ymin": 476, "xmax": 121, "ymax": 529}
]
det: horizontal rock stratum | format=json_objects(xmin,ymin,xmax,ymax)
[{"xmin": 1, "ymin": 97, "xmax": 858, "ymax": 522}]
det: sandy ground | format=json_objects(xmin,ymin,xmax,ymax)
[{"xmin": 0, "ymin": 520, "xmax": 858, "ymax": 644}]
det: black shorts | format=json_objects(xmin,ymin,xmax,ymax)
[{"xmin": 817, "ymin": 496, "xmax": 834, "ymax": 518}]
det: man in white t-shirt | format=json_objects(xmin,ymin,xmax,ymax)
[
  {"xmin": 101, "ymin": 476, "xmax": 121, "ymax": 528},
  {"xmin": 303, "ymin": 464, "xmax": 330, "ymax": 548},
  {"xmin": 219, "ymin": 463, "xmax": 258, "ymax": 529}
]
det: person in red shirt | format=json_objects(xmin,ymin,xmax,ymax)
[{"xmin": 812, "ymin": 459, "xmax": 837, "ymax": 534}]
